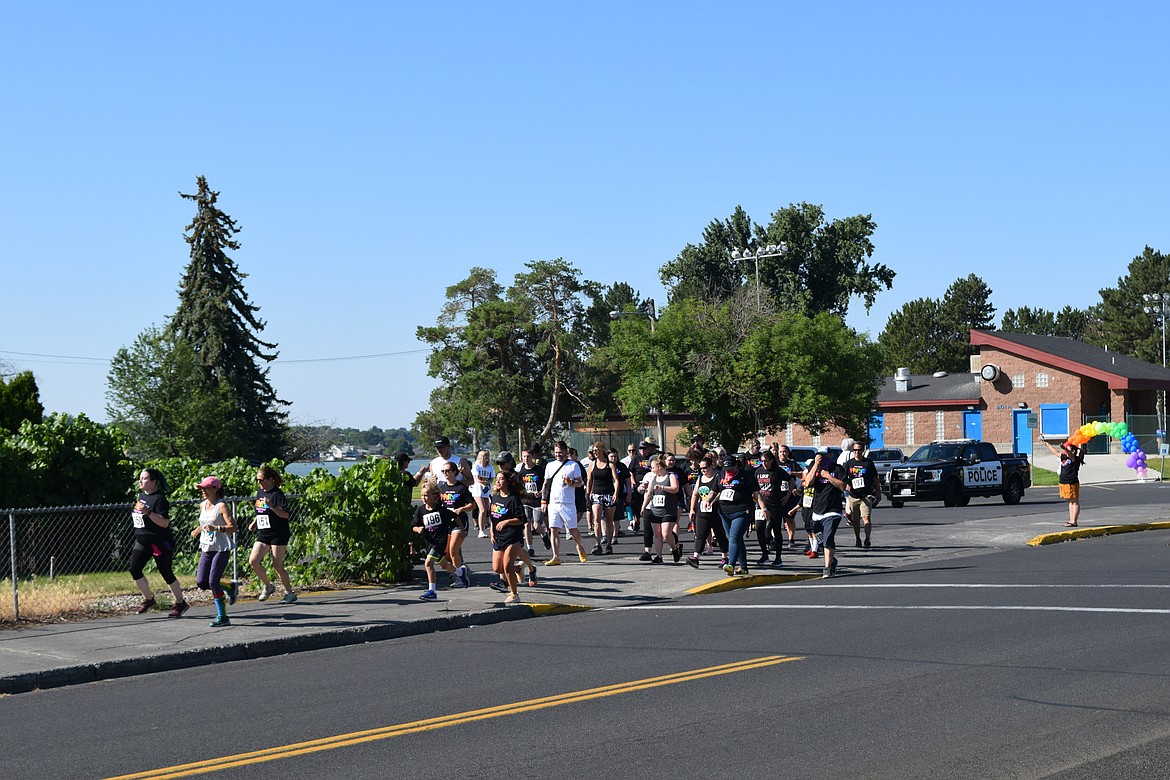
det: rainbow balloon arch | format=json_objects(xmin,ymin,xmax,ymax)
[{"xmin": 1065, "ymin": 421, "xmax": 1150, "ymax": 479}]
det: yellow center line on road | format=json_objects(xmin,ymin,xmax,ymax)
[{"xmin": 106, "ymin": 655, "xmax": 802, "ymax": 780}]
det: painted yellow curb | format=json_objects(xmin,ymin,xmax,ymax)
[
  {"xmin": 526, "ymin": 603, "xmax": 593, "ymax": 616},
  {"xmin": 1027, "ymin": 520, "xmax": 1170, "ymax": 547},
  {"xmin": 687, "ymin": 572, "xmax": 822, "ymax": 595}
]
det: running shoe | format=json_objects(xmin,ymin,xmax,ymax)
[
  {"xmin": 448, "ymin": 577, "xmax": 467, "ymax": 589},
  {"xmin": 672, "ymin": 546, "xmax": 682, "ymax": 564},
  {"xmin": 527, "ymin": 547, "xmax": 536, "ymax": 557},
  {"xmin": 281, "ymin": 592, "xmax": 298, "ymax": 604},
  {"xmin": 225, "ymin": 582, "xmax": 238, "ymax": 606},
  {"xmin": 822, "ymin": 567, "xmax": 833, "ymax": 579},
  {"xmin": 258, "ymin": 582, "xmax": 277, "ymax": 602},
  {"xmin": 592, "ymin": 544, "xmax": 603, "ymax": 555},
  {"xmin": 830, "ymin": 559, "xmax": 839, "ymax": 577},
  {"xmin": 855, "ymin": 538, "xmax": 863, "ymax": 548},
  {"xmin": 541, "ymin": 531, "xmax": 551, "ymax": 549},
  {"xmin": 722, "ymin": 564, "xmax": 735, "ymax": 577},
  {"xmin": 209, "ymin": 615, "xmax": 231, "ymax": 627},
  {"xmin": 605, "ymin": 544, "xmax": 613, "ymax": 555},
  {"xmin": 756, "ymin": 554, "xmax": 770, "ymax": 566},
  {"xmin": 863, "ymin": 539, "xmax": 872, "ymax": 549},
  {"xmin": 578, "ymin": 551, "xmax": 588, "ymax": 563},
  {"xmin": 477, "ymin": 530, "xmax": 487, "ymax": 538},
  {"xmin": 460, "ymin": 567, "xmax": 472, "ymax": 588},
  {"xmin": 419, "ymin": 589, "xmax": 438, "ymax": 601},
  {"xmin": 528, "ymin": 567, "xmax": 538, "ymax": 587},
  {"xmin": 168, "ymin": 600, "xmax": 189, "ymax": 618},
  {"xmin": 504, "ymin": 593, "xmax": 520, "ymax": 605},
  {"xmin": 686, "ymin": 555, "xmax": 700, "ymax": 569},
  {"xmin": 638, "ymin": 552, "xmax": 653, "ymax": 562},
  {"xmin": 720, "ymin": 556, "xmax": 728, "ymax": 567},
  {"xmin": 135, "ymin": 598, "xmax": 156, "ymax": 614},
  {"xmin": 652, "ymin": 555, "xmax": 664, "ymax": 564},
  {"xmin": 545, "ymin": 558, "xmax": 562, "ymax": 566},
  {"xmin": 770, "ymin": 558, "xmax": 784, "ymax": 568},
  {"xmin": 733, "ymin": 566, "xmax": 748, "ymax": 576},
  {"xmin": 489, "ymin": 581, "xmax": 508, "ymax": 593}
]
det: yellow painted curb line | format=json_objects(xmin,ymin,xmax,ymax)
[
  {"xmin": 687, "ymin": 572, "xmax": 822, "ymax": 595},
  {"xmin": 526, "ymin": 603, "xmax": 593, "ymax": 616},
  {"xmin": 1028, "ymin": 520, "xmax": 1170, "ymax": 547}
]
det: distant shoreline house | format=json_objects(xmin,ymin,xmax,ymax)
[{"xmin": 572, "ymin": 330, "xmax": 1170, "ymax": 456}]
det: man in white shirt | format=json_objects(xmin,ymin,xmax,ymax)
[{"xmin": 540, "ymin": 440, "xmax": 588, "ymax": 565}]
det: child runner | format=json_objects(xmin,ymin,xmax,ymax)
[
  {"xmin": 413, "ymin": 484, "xmax": 460, "ymax": 600},
  {"xmin": 489, "ymin": 472, "xmax": 528, "ymax": 605},
  {"xmin": 471, "ymin": 450, "xmax": 495, "ymax": 537},
  {"xmin": 192, "ymin": 476, "xmax": 237, "ymax": 627},
  {"xmin": 249, "ymin": 465, "xmax": 297, "ymax": 603}
]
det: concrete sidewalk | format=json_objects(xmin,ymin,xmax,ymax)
[
  {"xmin": 4, "ymin": 492, "xmax": 1168, "ymax": 695},
  {"xmin": 1029, "ymin": 448, "xmax": 1162, "ymax": 485}
]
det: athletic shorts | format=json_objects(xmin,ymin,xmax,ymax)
[
  {"xmin": 257, "ymin": 532, "xmax": 291, "ymax": 547},
  {"xmin": 812, "ymin": 512, "xmax": 843, "ymax": 550},
  {"xmin": 590, "ymin": 493, "xmax": 615, "ymax": 508},
  {"xmin": 1059, "ymin": 483, "xmax": 1080, "ymax": 501},
  {"xmin": 425, "ymin": 545, "xmax": 447, "ymax": 561},
  {"xmin": 547, "ymin": 503, "xmax": 578, "ymax": 530},
  {"xmin": 523, "ymin": 503, "xmax": 545, "ymax": 528}
]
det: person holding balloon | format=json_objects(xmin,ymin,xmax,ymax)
[{"xmin": 1044, "ymin": 440, "xmax": 1085, "ymax": 526}]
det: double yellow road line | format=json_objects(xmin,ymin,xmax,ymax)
[{"xmin": 108, "ymin": 654, "xmax": 802, "ymax": 779}]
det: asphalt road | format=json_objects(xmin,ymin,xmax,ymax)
[{"xmin": 7, "ymin": 509, "xmax": 1170, "ymax": 780}]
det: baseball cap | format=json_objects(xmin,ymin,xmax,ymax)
[
  {"xmin": 495, "ymin": 450, "xmax": 515, "ymax": 464},
  {"xmin": 815, "ymin": 446, "xmax": 829, "ymax": 454},
  {"xmin": 720, "ymin": 455, "xmax": 737, "ymax": 468},
  {"xmin": 197, "ymin": 476, "xmax": 222, "ymax": 489},
  {"xmin": 434, "ymin": 436, "xmax": 451, "ymax": 448}
]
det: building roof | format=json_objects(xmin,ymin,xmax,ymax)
[
  {"xmin": 971, "ymin": 329, "xmax": 1170, "ymax": 389},
  {"xmin": 875, "ymin": 371, "xmax": 982, "ymax": 408}
]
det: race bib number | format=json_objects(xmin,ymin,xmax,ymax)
[
  {"xmin": 719, "ymin": 488, "xmax": 736, "ymax": 502},
  {"xmin": 755, "ymin": 509, "xmax": 766, "ymax": 521},
  {"xmin": 422, "ymin": 511, "xmax": 442, "ymax": 529},
  {"xmin": 802, "ymin": 495, "xmax": 813, "ymax": 508},
  {"xmin": 651, "ymin": 494, "xmax": 666, "ymax": 508},
  {"xmin": 700, "ymin": 500, "xmax": 714, "ymax": 513},
  {"xmin": 202, "ymin": 529, "xmax": 216, "ymax": 544},
  {"xmin": 255, "ymin": 516, "xmax": 271, "ymax": 530},
  {"xmin": 852, "ymin": 477, "xmax": 866, "ymax": 490},
  {"xmin": 132, "ymin": 512, "xmax": 145, "ymax": 528}
]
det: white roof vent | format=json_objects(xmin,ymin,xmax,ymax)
[{"xmin": 933, "ymin": 371, "xmax": 948, "ymax": 378}]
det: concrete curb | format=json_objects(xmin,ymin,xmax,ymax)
[
  {"xmin": 687, "ymin": 572, "xmax": 821, "ymax": 595},
  {"xmin": 1027, "ymin": 521, "xmax": 1170, "ymax": 547},
  {"xmin": 0, "ymin": 604, "xmax": 555, "ymax": 696}
]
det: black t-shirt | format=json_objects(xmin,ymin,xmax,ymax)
[
  {"xmin": 1058, "ymin": 451, "xmax": 1083, "ymax": 484},
  {"xmin": 489, "ymin": 492, "xmax": 526, "ymax": 547},
  {"xmin": 755, "ymin": 464, "xmax": 795, "ymax": 511},
  {"xmin": 254, "ymin": 487, "xmax": 291, "ymax": 537},
  {"xmin": 693, "ymin": 474, "xmax": 720, "ymax": 518},
  {"xmin": 517, "ymin": 464, "xmax": 544, "ymax": 507},
  {"xmin": 717, "ymin": 468, "xmax": 759, "ymax": 514},
  {"xmin": 132, "ymin": 491, "xmax": 173, "ymax": 544},
  {"xmin": 812, "ymin": 464, "xmax": 847, "ymax": 515},
  {"xmin": 412, "ymin": 504, "xmax": 458, "ymax": 547},
  {"xmin": 844, "ymin": 457, "xmax": 880, "ymax": 498},
  {"xmin": 438, "ymin": 480, "xmax": 473, "ymax": 525},
  {"xmin": 631, "ymin": 454, "xmax": 655, "ymax": 483}
]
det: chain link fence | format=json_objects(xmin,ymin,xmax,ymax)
[{"xmin": 2, "ymin": 496, "xmax": 317, "ymax": 624}]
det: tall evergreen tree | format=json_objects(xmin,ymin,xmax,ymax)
[{"xmin": 167, "ymin": 176, "xmax": 288, "ymax": 460}]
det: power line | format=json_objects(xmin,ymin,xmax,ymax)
[{"xmin": 0, "ymin": 348, "xmax": 430, "ymax": 365}]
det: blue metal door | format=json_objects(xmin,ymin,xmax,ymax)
[
  {"xmin": 963, "ymin": 411, "xmax": 983, "ymax": 440},
  {"xmin": 868, "ymin": 415, "xmax": 884, "ymax": 448},
  {"xmin": 1012, "ymin": 410, "xmax": 1033, "ymax": 456}
]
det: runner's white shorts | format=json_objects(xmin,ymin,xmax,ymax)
[{"xmin": 547, "ymin": 503, "xmax": 578, "ymax": 530}]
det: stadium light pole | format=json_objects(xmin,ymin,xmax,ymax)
[{"xmin": 732, "ymin": 243, "xmax": 787, "ymax": 309}]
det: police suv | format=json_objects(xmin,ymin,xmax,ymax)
[{"xmin": 887, "ymin": 439, "xmax": 1031, "ymax": 508}]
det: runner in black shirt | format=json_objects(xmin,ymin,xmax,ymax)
[
  {"xmin": 716, "ymin": 454, "xmax": 759, "ymax": 576},
  {"xmin": 412, "ymin": 484, "xmax": 460, "ymax": 600},
  {"xmin": 809, "ymin": 449, "xmax": 848, "ymax": 578},
  {"xmin": 489, "ymin": 473, "xmax": 528, "ymax": 604},
  {"xmin": 754, "ymin": 449, "xmax": 792, "ymax": 567}
]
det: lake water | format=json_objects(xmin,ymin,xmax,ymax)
[{"xmin": 285, "ymin": 459, "xmax": 430, "ymax": 478}]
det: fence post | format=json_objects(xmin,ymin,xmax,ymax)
[
  {"xmin": 230, "ymin": 499, "xmax": 239, "ymax": 590},
  {"xmin": 9, "ymin": 512, "xmax": 18, "ymax": 622}
]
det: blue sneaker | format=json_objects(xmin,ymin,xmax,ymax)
[
  {"xmin": 460, "ymin": 567, "xmax": 472, "ymax": 588},
  {"xmin": 419, "ymin": 589, "xmax": 438, "ymax": 601}
]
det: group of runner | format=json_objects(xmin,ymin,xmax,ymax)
[
  {"xmin": 129, "ymin": 464, "xmax": 296, "ymax": 626},
  {"xmin": 410, "ymin": 433, "xmax": 886, "ymax": 601}
]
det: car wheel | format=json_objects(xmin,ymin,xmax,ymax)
[
  {"xmin": 1003, "ymin": 476, "xmax": 1023, "ymax": 505},
  {"xmin": 942, "ymin": 479, "xmax": 960, "ymax": 507},
  {"xmin": 890, "ymin": 499, "xmax": 904, "ymax": 509},
  {"xmin": 955, "ymin": 494, "xmax": 970, "ymax": 507}
]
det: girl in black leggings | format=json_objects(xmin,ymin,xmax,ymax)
[
  {"xmin": 685, "ymin": 456, "xmax": 729, "ymax": 567},
  {"xmin": 130, "ymin": 468, "xmax": 189, "ymax": 617}
]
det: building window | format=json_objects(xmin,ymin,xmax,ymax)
[
  {"xmin": 936, "ymin": 411, "xmax": 946, "ymax": 440},
  {"xmin": 905, "ymin": 412, "xmax": 915, "ymax": 445},
  {"xmin": 1035, "ymin": 372, "xmax": 1049, "ymax": 388},
  {"xmin": 1011, "ymin": 373, "xmax": 1025, "ymax": 388},
  {"xmin": 785, "ymin": 424, "xmax": 793, "ymax": 445}
]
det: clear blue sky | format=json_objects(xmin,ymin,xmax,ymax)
[{"xmin": 2, "ymin": 2, "xmax": 1167, "ymax": 430}]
